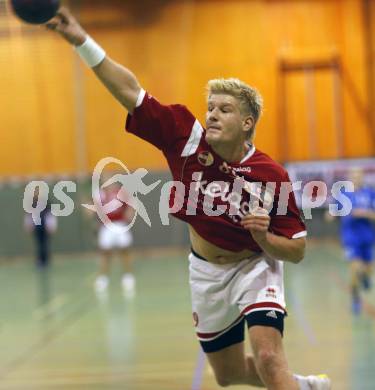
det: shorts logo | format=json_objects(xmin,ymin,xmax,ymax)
[
  {"xmin": 265, "ymin": 287, "xmax": 277, "ymax": 299},
  {"xmin": 266, "ymin": 310, "xmax": 278, "ymax": 319},
  {"xmin": 192, "ymin": 312, "xmax": 199, "ymax": 327},
  {"xmin": 198, "ymin": 151, "xmax": 214, "ymax": 167}
]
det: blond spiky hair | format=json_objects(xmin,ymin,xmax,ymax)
[{"xmin": 206, "ymin": 78, "xmax": 263, "ymax": 139}]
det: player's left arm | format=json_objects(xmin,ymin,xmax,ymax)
[{"xmin": 241, "ymin": 210, "xmax": 306, "ymax": 263}]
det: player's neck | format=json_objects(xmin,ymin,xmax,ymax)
[{"xmin": 212, "ymin": 142, "xmax": 250, "ymax": 163}]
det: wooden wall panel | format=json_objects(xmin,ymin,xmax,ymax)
[
  {"xmin": 0, "ymin": 31, "xmax": 77, "ymax": 176},
  {"xmin": 1, "ymin": 0, "xmax": 373, "ymax": 176},
  {"xmin": 340, "ymin": 0, "xmax": 369, "ymax": 157},
  {"xmin": 314, "ymin": 71, "xmax": 337, "ymax": 159}
]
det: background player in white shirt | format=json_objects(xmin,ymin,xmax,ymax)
[
  {"xmin": 94, "ymin": 183, "xmax": 135, "ymax": 293},
  {"xmin": 47, "ymin": 8, "xmax": 331, "ymax": 390}
]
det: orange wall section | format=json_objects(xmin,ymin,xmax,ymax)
[
  {"xmin": 1, "ymin": 0, "xmax": 374, "ymax": 177},
  {"xmin": 0, "ymin": 32, "xmax": 77, "ymax": 176}
]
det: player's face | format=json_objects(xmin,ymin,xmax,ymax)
[{"xmin": 205, "ymin": 94, "xmax": 252, "ymax": 147}]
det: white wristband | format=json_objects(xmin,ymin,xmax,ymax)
[{"xmin": 75, "ymin": 36, "xmax": 106, "ymax": 68}]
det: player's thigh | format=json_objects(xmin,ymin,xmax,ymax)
[
  {"xmin": 350, "ymin": 259, "xmax": 365, "ymax": 275},
  {"xmin": 119, "ymin": 247, "xmax": 131, "ymax": 256},
  {"xmin": 100, "ymin": 249, "xmax": 113, "ymax": 261},
  {"xmin": 361, "ymin": 244, "xmax": 373, "ymax": 267},
  {"xmin": 364, "ymin": 262, "xmax": 373, "ymax": 274},
  {"xmin": 206, "ymin": 341, "xmax": 248, "ymax": 378}
]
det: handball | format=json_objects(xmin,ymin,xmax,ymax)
[{"xmin": 10, "ymin": 0, "xmax": 60, "ymax": 24}]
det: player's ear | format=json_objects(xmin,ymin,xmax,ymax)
[{"xmin": 243, "ymin": 116, "xmax": 254, "ymax": 132}]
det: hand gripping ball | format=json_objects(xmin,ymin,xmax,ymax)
[{"xmin": 10, "ymin": 0, "xmax": 60, "ymax": 24}]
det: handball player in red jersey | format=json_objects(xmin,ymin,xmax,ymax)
[
  {"xmin": 94, "ymin": 183, "xmax": 135, "ymax": 294},
  {"xmin": 47, "ymin": 8, "xmax": 331, "ymax": 389}
]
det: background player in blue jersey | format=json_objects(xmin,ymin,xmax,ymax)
[
  {"xmin": 328, "ymin": 168, "xmax": 375, "ymax": 314},
  {"xmin": 342, "ymin": 169, "xmax": 375, "ymax": 312}
]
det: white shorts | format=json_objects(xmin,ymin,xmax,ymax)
[
  {"xmin": 189, "ymin": 252, "xmax": 286, "ymax": 352},
  {"xmin": 98, "ymin": 222, "xmax": 133, "ymax": 250}
]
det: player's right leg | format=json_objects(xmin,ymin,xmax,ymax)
[
  {"xmin": 120, "ymin": 248, "xmax": 136, "ymax": 293},
  {"xmin": 248, "ymin": 325, "xmax": 298, "ymax": 389},
  {"xmin": 113, "ymin": 224, "xmax": 135, "ymax": 293},
  {"xmin": 95, "ymin": 225, "xmax": 113, "ymax": 291},
  {"xmin": 189, "ymin": 251, "xmax": 264, "ymax": 387},
  {"xmin": 349, "ymin": 259, "xmax": 363, "ymax": 314},
  {"xmin": 362, "ymin": 262, "xmax": 373, "ymax": 290},
  {"xmin": 94, "ymin": 250, "xmax": 111, "ymax": 291},
  {"xmin": 359, "ymin": 244, "xmax": 373, "ymax": 290},
  {"xmin": 206, "ymin": 339, "xmax": 263, "ymax": 387},
  {"xmin": 344, "ymin": 245, "xmax": 364, "ymax": 313},
  {"xmin": 35, "ymin": 230, "xmax": 48, "ymax": 268}
]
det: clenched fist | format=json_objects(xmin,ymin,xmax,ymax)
[
  {"xmin": 240, "ymin": 207, "xmax": 270, "ymax": 242},
  {"xmin": 46, "ymin": 7, "xmax": 86, "ymax": 46}
]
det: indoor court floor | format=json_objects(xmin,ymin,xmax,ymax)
[{"xmin": 0, "ymin": 242, "xmax": 374, "ymax": 390}]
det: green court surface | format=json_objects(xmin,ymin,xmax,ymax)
[{"xmin": 0, "ymin": 243, "xmax": 374, "ymax": 389}]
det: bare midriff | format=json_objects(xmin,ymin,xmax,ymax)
[{"xmin": 188, "ymin": 225, "xmax": 259, "ymax": 265}]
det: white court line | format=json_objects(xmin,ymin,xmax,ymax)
[{"xmin": 33, "ymin": 295, "xmax": 67, "ymax": 321}]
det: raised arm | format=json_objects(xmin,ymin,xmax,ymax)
[{"xmin": 46, "ymin": 7, "xmax": 141, "ymax": 114}]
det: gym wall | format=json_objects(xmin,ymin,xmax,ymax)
[{"xmin": 0, "ymin": 0, "xmax": 374, "ymax": 177}]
